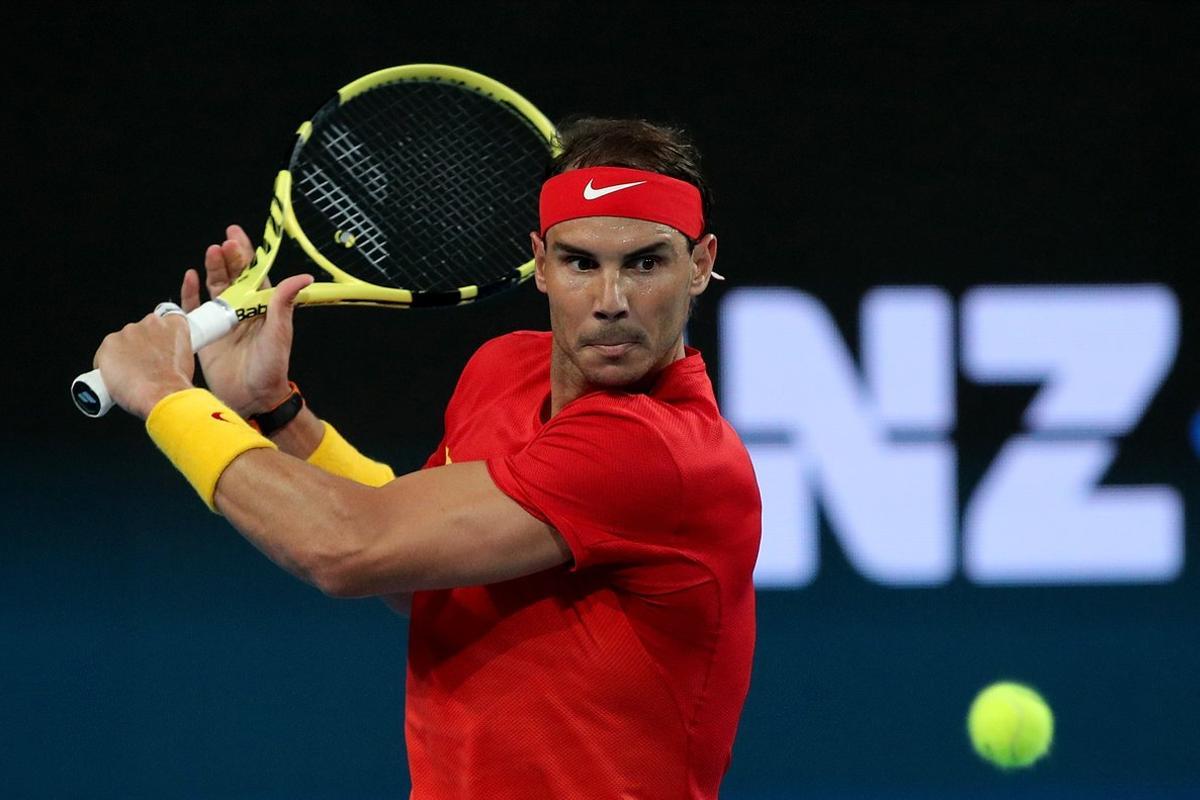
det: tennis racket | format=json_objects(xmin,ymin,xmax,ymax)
[{"xmin": 72, "ymin": 63, "xmax": 556, "ymax": 417}]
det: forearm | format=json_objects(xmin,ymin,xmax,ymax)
[
  {"xmin": 145, "ymin": 389, "xmax": 380, "ymax": 594},
  {"xmin": 266, "ymin": 402, "xmax": 396, "ymax": 486},
  {"xmin": 213, "ymin": 447, "xmax": 375, "ymax": 594},
  {"xmin": 267, "ymin": 405, "xmax": 325, "ymax": 459},
  {"xmin": 146, "ymin": 388, "xmax": 567, "ymax": 599},
  {"xmin": 270, "ymin": 409, "xmax": 406, "ymax": 610}
]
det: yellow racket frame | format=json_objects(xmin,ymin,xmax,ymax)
[{"xmin": 221, "ymin": 64, "xmax": 558, "ymax": 319}]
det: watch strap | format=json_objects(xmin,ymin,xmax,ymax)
[{"xmin": 248, "ymin": 382, "xmax": 304, "ymax": 436}]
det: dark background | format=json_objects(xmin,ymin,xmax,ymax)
[{"xmin": 6, "ymin": 2, "xmax": 1198, "ymax": 798}]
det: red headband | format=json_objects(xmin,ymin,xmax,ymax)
[{"xmin": 539, "ymin": 166, "xmax": 704, "ymax": 239}]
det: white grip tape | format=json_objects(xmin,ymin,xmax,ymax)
[
  {"xmin": 186, "ymin": 300, "xmax": 239, "ymax": 350},
  {"xmin": 72, "ymin": 300, "xmax": 240, "ymax": 418}
]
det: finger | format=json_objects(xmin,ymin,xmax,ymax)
[
  {"xmin": 264, "ymin": 274, "xmax": 314, "ymax": 343},
  {"xmin": 227, "ymin": 224, "xmax": 255, "ymax": 261},
  {"xmin": 145, "ymin": 309, "xmax": 190, "ymax": 345},
  {"xmin": 205, "ymin": 243, "xmax": 231, "ymax": 297},
  {"xmin": 164, "ymin": 311, "xmax": 192, "ymax": 344},
  {"xmin": 221, "ymin": 238, "xmax": 248, "ymax": 275},
  {"xmin": 221, "ymin": 237, "xmax": 270, "ymax": 290},
  {"xmin": 181, "ymin": 269, "xmax": 201, "ymax": 312},
  {"xmin": 154, "ymin": 301, "xmax": 185, "ymax": 319},
  {"xmin": 94, "ymin": 330, "xmax": 117, "ymax": 368},
  {"xmin": 226, "ymin": 224, "xmax": 257, "ymax": 276},
  {"xmin": 156, "ymin": 313, "xmax": 196, "ymax": 378}
]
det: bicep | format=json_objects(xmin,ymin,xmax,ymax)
[{"xmin": 349, "ymin": 461, "xmax": 571, "ymax": 595}]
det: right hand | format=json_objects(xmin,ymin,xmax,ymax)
[{"xmin": 181, "ymin": 224, "xmax": 312, "ymax": 417}]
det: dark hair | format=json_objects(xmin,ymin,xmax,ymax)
[{"xmin": 546, "ymin": 117, "xmax": 713, "ymax": 240}]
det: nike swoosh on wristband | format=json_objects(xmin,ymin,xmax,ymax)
[
  {"xmin": 582, "ymin": 179, "xmax": 647, "ymax": 200},
  {"xmin": 211, "ymin": 411, "xmax": 234, "ymax": 423}
]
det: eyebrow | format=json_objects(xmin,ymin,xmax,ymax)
[{"xmin": 551, "ymin": 240, "xmax": 676, "ymax": 259}]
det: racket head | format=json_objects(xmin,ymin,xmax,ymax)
[{"xmin": 221, "ymin": 64, "xmax": 557, "ymax": 316}]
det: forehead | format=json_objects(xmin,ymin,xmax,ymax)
[{"xmin": 545, "ymin": 217, "xmax": 687, "ymax": 254}]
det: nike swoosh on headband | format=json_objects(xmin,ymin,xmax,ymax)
[{"xmin": 582, "ymin": 179, "xmax": 647, "ymax": 200}]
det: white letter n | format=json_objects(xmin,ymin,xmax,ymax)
[{"xmin": 721, "ymin": 287, "xmax": 956, "ymax": 587}]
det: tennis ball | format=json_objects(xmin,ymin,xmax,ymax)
[{"xmin": 967, "ymin": 681, "xmax": 1054, "ymax": 769}]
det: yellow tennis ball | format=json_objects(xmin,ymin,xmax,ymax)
[{"xmin": 967, "ymin": 681, "xmax": 1054, "ymax": 768}]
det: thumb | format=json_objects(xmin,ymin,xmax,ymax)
[{"xmin": 264, "ymin": 274, "xmax": 314, "ymax": 341}]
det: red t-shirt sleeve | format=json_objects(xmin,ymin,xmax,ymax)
[
  {"xmin": 487, "ymin": 394, "xmax": 684, "ymax": 570},
  {"xmin": 421, "ymin": 435, "xmax": 448, "ymax": 469}
]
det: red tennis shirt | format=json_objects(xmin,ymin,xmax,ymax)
[{"xmin": 406, "ymin": 331, "xmax": 761, "ymax": 799}]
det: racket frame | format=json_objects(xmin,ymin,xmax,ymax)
[{"xmin": 221, "ymin": 64, "xmax": 557, "ymax": 317}]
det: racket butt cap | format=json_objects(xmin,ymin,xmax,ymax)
[{"xmin": 72, "ymin": 370, "xmax": 113, "ymax": 418}]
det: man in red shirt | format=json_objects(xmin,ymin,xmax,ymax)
[{"xmin": 94, "ymin": 118, "xmax": 761, "ymax": 798}]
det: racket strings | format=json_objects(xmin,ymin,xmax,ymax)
[
  {"xmin": 290, "ymin": 80, "xmax": 548, "ymax": 293},
  {"xmin": 299, "ymin": 161, "xmax": 392, "ymax": 276},
  {"xmin": 360, "ymin": 90, "xmax": 543, "ymax": 287}
]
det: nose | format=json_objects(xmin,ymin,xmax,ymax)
[{"xmin": 593, "ymin": 266, "xmax": 629, "ymax": 321}]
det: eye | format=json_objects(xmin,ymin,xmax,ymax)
[
  {"xmin": 565, "ymin": 256, "xmax": 598, "ymax": 271},
  {"xmin": 631, "ymin": 256, "xmax": 661, "ymax": 272}
]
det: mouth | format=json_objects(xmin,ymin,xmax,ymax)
[
  {"xmin": 581, "ymin": 327, "xmax": 644, "ymax": 360},
  {"xmin": 587, "ymin": 342, "xmax": 637, "ymax": 358}
]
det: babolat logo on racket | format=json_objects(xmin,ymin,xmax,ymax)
[{"xmin": 236, "ymin": 304, "xmax": 268, "ymax": 320}]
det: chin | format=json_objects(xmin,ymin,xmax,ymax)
[
  {"xmin": 582, "ymin": 358, "xmax": 652, "ymax": 389},
  {"xmin": 586, "ymin": 370, "xmax": 639, "ymax": 388}
]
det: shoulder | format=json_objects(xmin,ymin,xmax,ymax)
[
  {"xmin": 491, "ymin": 392, "xmax": 685, "ymax": 541},
  {"xmin": 469, "ymin": 330, "xmax": 551, "ymax": 362},
  {"xmin": 459, "ymin": 331, "xmax": 550, "ymax": 380},
  {"xmin": 559, "ymin": 387, "xmax": 759, "ymax": 512},
  {"xmin": 553, "ymin": 380, "xmax": 714, "ymax": 463},
  {"xmin": 440, "ymin": 332, "xmax": 551, "ymax": 431},
  {"xmin": 521, "ymin": 390, "xmax": 686, "ymax": 477},
  {"xmin": 551, "ymin": 390, "xmax": 674, "ymax": 440},
  {"xmin": 545, "ymin": 391, "xmax": 684, "ymax": 482}
]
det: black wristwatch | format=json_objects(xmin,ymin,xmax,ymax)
[{"xmin": 248, "ymin": 382, "xmax": 304, "ymax": 436}]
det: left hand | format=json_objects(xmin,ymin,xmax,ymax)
[
  {"xmin": 180, "ymin": 229, "xmax": 313, "ymax": 416},
  {"xmin": 93, "ymin": 310, "xmax": 195, "ymax": 419}
]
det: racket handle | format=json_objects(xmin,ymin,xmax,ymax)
[{"xmin": 71, "ymin": 300, "xmax": 239, "ymax": 418}]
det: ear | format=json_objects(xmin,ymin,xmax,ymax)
[
  {"xmin": 530, "ymin": 232, "xmax": 548, "ymax": 294},
  {"xmin": 688, "ymin": 233, "xmax": 719, "ymax": 296}
]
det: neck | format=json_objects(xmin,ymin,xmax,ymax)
[{"xmin": 548, "ymin": 334, "xmax": 686, "ymax": 418}]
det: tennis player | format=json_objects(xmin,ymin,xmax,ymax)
[{"xmin": 94, "ymin": 117, "xmax": 762, "ymax": 799}]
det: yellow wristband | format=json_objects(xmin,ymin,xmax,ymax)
[
  {"xmin": 307, "ymin": 422, "xmax": 395, "ymax": 487},
  {"xmin": 146, "ymin": 388, "xmax": 277, "ymax": 511}
]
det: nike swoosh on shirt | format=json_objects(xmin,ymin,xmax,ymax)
[{"xmin": 582, "ymin": 179, "xmax": 647, "ymax": 200}]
